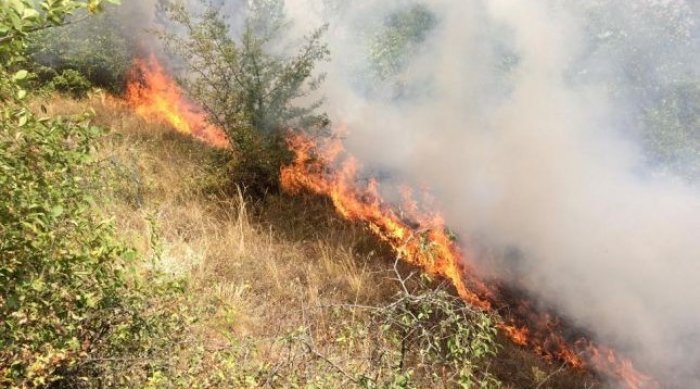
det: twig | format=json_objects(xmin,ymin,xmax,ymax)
[
  {"xmin": 535, "ymin": 362, "xmax": 567, "ymax": 389},
  {"xmin": 302, "ymin": 341, "xmax": 360, "ymax": 385},
  {"xmin": 392, "ymin": 258, "xmax": 415, "ymax": 296}
]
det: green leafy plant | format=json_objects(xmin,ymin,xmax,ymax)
[
  {"xmin": 158, "ymin": 0, "xmax": 330, "ymax": 194},
  {"xmin": 360, "ymin": 264, "xmax": 501, "ymax": 388},
  {"xmin": 0, "ymin": 1, "xmax": 194, "ymax": 387},
  {"xmin": 48, "ymin": 68, "xmax": 92, "ymax": 98},
  {"xmin": 28, "ymin": 3, "xmax": 134, "ymax": 93}
]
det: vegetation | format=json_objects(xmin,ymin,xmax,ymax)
[
  {"xmin": 157, "ymin": 0, "xmax": 330, "ymax": 193},
  {"xmin": 48, "ymin": 68, "xmax": 92, "ymax": 97},
  {"xmin": 368, "ymin": 4, "xmax": 437, "ymax": 83},
  {"xmin": 0, "ymin": 2, "xmax": 516, "ymax": 387},
  {"xmin": 27, "ymin": 2, "xmax": 133, "ymax": 93},
  {"xmin": 0, "ymin": 1, "xmax": 185, "ymax": 387},
  {"xmin": 32, "ymin": 94, "xmax": 595, "ymax": 388},
  {"xmin": 9, "ymin": 0, "xmax": 694, "ymax": 387},
  {"xmin": 570, "ymin": 0, "xmax": 700, "ymax": 180}
]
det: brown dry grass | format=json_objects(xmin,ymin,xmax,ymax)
[{"xmin": 34, "ymin": 93, "xmax": 604, "ymax": 388}]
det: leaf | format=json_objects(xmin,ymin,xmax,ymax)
[
  {"xmin": 21, "ymin": 8, "xmax": 40, "ymax": 20},
  {"xmin": 16, "ymin": 89, "xmax": 27, "ymax": 100},
  {"xmin": 51, "ymin": 205, "xmax": 64, "ymax": 217},
  {"xmin": 12, "ymin": 69, "xmax": 28, "ymax": 81},
  {"xmin": 9, "ymin": 12, "xmax": 23, "ymax": 32}
]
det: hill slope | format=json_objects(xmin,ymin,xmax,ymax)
[{"xmin": 39, "ymin": 94, "xmax": 601, "ymax": 388}]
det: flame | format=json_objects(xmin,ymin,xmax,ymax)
[
  {"xmin": 125, "ymin": 55, "xmax": 229, "ymax": 149},
  {"xmin": 119, "ymin": 55, "xmax": 658, "ymax": 388},
  {"xmin": 280, "ymin": 131, "xmax": 660, "ymax": 389}
]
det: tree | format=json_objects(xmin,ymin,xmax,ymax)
[
  {"xmin": 157, "ymin": 0, "xmax": 330, "ymax": 193},
  {"xmin": 568, "ymin": 0, "xmax": 700, "ymax": 180},
  {"xmin": 27, "ymin": 3, "xmax": 134, "ymax": 93},
  {"xmin": 368, "ymin": 4, "xmax": 437, "ymax": 83}
]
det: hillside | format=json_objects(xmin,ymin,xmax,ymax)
[
  {"xmin": 32, "ymin": 94, "xmax": 602, "ymax": 388},
  {"xmin": 4, "ymin": 0, "xmax": 699, "ymax": 387}
]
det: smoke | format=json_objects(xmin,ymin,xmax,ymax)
[
  {"xmin": 279, "ymin": 0, "xmax": 700, "ymax": 386},
  {"xmin": 113, "ymin": 0, "xmax": 700, "ymax": 386}
]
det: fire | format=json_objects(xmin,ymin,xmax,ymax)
[
  {"xmin": 120, "ymin": 54, "xmax": 658, "ymax": 388},
  {"xmin": 125, "ymin": 55, "xmax": 229, "ymax": 149},
  {"xmin": 280, "ymin": 131, "xmax": 660, "ymax": 389}
]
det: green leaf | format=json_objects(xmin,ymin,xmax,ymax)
[
  {"xmin": 21, "ymin": 8, "xmax": 40, "ymax": 20},
  {"xmin": 9, "ymin": 12, "xmax": 23, "ymax": 33},
  {"xmin": 12, "ymin": 69, "xmax": 28, "ymax": 81},
  {"xmin": 51, "ymin": 205, "xmax": 64, "ymax": 217}
]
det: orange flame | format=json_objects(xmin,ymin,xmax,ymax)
[
  {"xmin": 280, "ymin": 131, "xmax": 660, "ymax": 389},
  {"xmin": 125, "ymin": 55, "xmax": 229, "ymax": 149},
  {"xmin": 120, "ymin": 55, "xmax": 658, "ymax": 388}
]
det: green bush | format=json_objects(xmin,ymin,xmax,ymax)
[
  {"xmin": 1, "ymin": 2, "xmax": 190, "ymax": 387},
  {"xmin": 28, "ymin": 3, "xmax": 134, "ymax": 93},
  {"xmin": 0, "ymin": 109, "xmax": 177, "ymax": 387},
  {"xmin": 49, "ymin": 69, "xmax": 92, "ymax": 98},
  {"xmin": 160, "ymin": 0, "xmax": 330, "ymax": 193}
]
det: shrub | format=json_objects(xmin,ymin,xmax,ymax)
[
  {"xmin": 1, "ymin": 2, "xmax": 189, "ymax": 386},
  {"xmin": 361, "ymin": 268, "xmax": 502, "ymax": 388},
  {"xmin": 159, "ymin": 0, "xmax": 330, "ymax": 193},
  {"xmin": 0, "ymin": 108, "xmax": 178, "ymax": 386},
  {"xmin": 28, "ymin": 4, "xmax": 134, "ymax": 94},
  {"xmin": 49, "ymin": 69, "xmax": 92, "ymax": 98}
]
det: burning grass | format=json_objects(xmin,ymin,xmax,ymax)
[
  {"xmin": 281, "ymin": 131, "xmax": 659, "ymax": 389},
  {"xmin": 31, "ymin": 94, "xmax": 602, "ymax": 387}
]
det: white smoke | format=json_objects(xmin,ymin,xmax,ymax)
[
  {"xmin": 118, "ymin": 0, "xmax": 700, "ymax": 385},
  {"xmin": 280, "ymin": 0, "xmax": 700, "ymax": 386}
]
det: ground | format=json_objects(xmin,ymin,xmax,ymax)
[{"xmin": 36, "ymin": 93, "xmax": 603, "ymax": 388}]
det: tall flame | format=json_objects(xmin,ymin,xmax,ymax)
[
  {"xmin": 280, "ymin": 131, "xmax": 660, "ymax": 389},
  {"xmin": 125, "ymin": 55, "xmax": 229, "ymax": 149}
]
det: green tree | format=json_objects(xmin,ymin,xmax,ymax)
[
  {"xmin": 27, "ymin": 3, "xmax": 134, "ymax": 93},
  {"xmin": 158, "ymin": 0, "xmax": 330, "ymax": 192},
  {"xmin": 568, "ymin": 0, "xmax": 700, "ymax": 179},
  {"xmin": 368, "ymin": 4, "xmax": 437, "ymax": 82}
]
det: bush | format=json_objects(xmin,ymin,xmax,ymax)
[
  {"xmin": 49, "ymin": 69, "xmax": 92, "ymax": 98},
  {"xmin": 159, "ymin": 0, "xmax": 330, "ymax": 193},
  {"xmin": 28, "ymin": 4, "xmax": 134, "ymax": 94},
  {"xmin": 0, "ymin": 109, "xmax": 197, "ymax": 387},
  {"xmin": 361, "ymin": 268, "xmax": 502, "ymax": 388},
  {"xmin": 0, "ymin": 1, "xmax": 193, "ymax": 387}
]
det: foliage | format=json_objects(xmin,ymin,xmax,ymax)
[
  {"xmin": 0, "ymin": 0, "xmax": 118, "ymax": 103},
  {"xmin": 28, "ymin": 4, "xmax": 134, "ymax": 93},
  {"xmin": 158, "ymin": 0, "xmax": 330, "ymax": 193},
  {"xmin": 118, "ymin": 271, "xmax": 503, "ymax": 389},
  {"xmin": 643, "ymin": 81, "xmax": 700, "ymax": 181},
  {"xmin": 368, "ymin": 4, "xmax": 437, "ymax": 82},
  {"xmin": 0, "ymin": 1, "xmax": 192, "ymax": 387},
  {"xmin": 569, "ymin": 0, "xmax": 700, "ymax": 179},
  {"xmin": 358, "ymin": 268, "xmax": 501, "ymax": 388},
  {"xmin": 0, "ymin": 95, "xmax": 181, "ymax": 387},
  {"xmin": 48, "ymin": 68, "xmax": 92, "ymax": 98}
]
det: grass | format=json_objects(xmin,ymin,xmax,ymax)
[{"xmin": 33, "ymin": 93, "xmax": 604, "ymax": 388}]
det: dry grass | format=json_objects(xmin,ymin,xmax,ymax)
[{"xmin": 34, "ymin": 93, "xmax": 604, "ymax": 388}]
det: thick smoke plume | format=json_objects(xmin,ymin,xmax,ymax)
[
  {"xmin": 117, "ymin": 0, "xmax": 700, "ymax": 386},
  {"xmin": 290, "ymin": 1, "xmax": 700, "ymax": 386}
]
